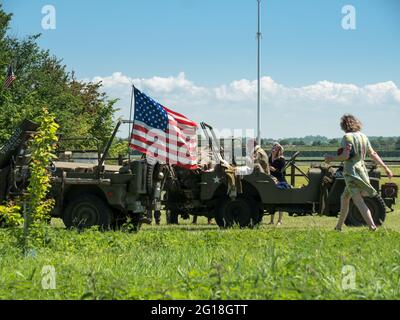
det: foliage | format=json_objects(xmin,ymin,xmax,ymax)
[
  {"xmin": 395, "ymin": 138, "xmax": 400, "ymax": 151},
  {"xmin": 26, "ymin": 108, "xmax": 59, "ymax": 234},
  {"xmin": 0, "ymin": 205, "xmax": 399, "ymax": 299},
  {"xmin": 108, "ymin": 138, "xmax": 129, "ymax": 160},
  {"xmin": 312, "ymin": 140, "xmax": 322, "ymax": 147},
  {"xmin": 0, "ymin": 5, "xmax": 117, "ymax": 149},
  {"xmin": 0, "ymin": 108, "xmax": 58, "ymax": 249},
  {"xmin": 0, "ymin": 166, "xmax": 397, "ymax": 299},
  {"xmin": 0, "ymin": 202, "xmax": 23, "ymax": 227},
  {"xmin": 273, "ymin": 135, "xmax": 400, "ymax": 150}
]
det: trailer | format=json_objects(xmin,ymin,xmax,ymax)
[{"xmin": 0, "ymin": 119, "xmax": 166, "ymax": 230}]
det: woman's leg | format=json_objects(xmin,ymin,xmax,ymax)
[
  {"xmin": 269, "ymin": 213, "xmax": 275, "ymax": 224},
  {"xmin": 154, "ymin": 210, "xmax": 161, "ymax": 225},
  {"xmin": 277, "ymin": 212, "xmax": 283, "ymax": 225},
  {"xmin": 352, "ymin": 193, "xmax": 377, "ymax": 230},
  {"xmin": 335, "ymin": 193, "xmax": 351, "ymax": 230}
]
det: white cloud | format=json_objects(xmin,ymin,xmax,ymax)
[
  {"xmin": 90, "ymin": 72, "xmax": 400, "ymax": 138},
  {"xmin": 363, "ymin": 81, "xmax": 400, "ymax": 105},
  {"xmin": 295, "ymin": 81, "xmax": 360, "ymax": 104}
]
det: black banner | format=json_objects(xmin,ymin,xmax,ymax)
[{"xmin": 0, "ymin": 300, "xmax": 397, "ymax": 319}]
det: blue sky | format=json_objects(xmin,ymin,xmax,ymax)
[{"xmin": 3, "ymin": 0, "xmax": 400, "ymax": 138}]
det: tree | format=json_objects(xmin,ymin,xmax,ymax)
[
  {"xmin": 0, "ymin": 5, "xmax": 117, "ymax": 147},
  {"xmin": 396, "ymin": 138, "xmax": 400, "ymax": 150},
  {"xmin": 292, "ymin": 140, "xmax": 306, "ymax": 146},
  {"xmin": 279, "ymin": 139, "xmax": 292, "ymax": 146},
  {"xmin": 329, "ymin": 138, "xmax": 339, "ymax": 145}
]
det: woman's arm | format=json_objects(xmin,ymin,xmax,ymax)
[
  {"xmin": 269, "ymin": 159, "xmax": 284, "ymax": 172},
  {"xmin": 365, "ymin": 136, "xmax": 393, "ymax": 179},
  {"xmin": 325, "ymin": 148, "xmax": 350, "ymax": 163},
  {"xmin": 325, "ymin": 135, "xmax": 352, "ymax": 163},
  {"xmin": 369, "ymin": 149, "xmax": 393, "ymax": 179}
]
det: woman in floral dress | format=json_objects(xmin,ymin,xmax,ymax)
[{"xmin": 325, "ymin": 114, "xmax": 393, "ymax": 231}]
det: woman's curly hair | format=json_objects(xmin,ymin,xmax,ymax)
[
  {"xmin": 340, "ymin": 114, "xmax": 362, "ymax": 133},
  {"xmin": 272, "ymin": 142, "xmax": 284, "ymax": 158}
]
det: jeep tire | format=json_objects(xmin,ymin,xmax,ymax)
[
  {"xmin": 345, "ymin": 196, "xmax": 386, "ymax": 227},
  {"xmin": 216, "ymin": 197, "xmax": 259, "ymax": 228},
  {"xmin": 63, "ymin": 194, "xmax": 113, "ymax": 230}
]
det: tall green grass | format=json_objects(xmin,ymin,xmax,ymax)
[
  {"xmin": 0, "ymin": 164, "xmax": 398, "ymax": 300},
  {"xmin": 0, "ymin": 208, "xmax": 399, "ymax": 300}
]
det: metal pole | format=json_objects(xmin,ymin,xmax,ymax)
[
  {"xmin": 256, "ymin": 0, "xmax": 262, "ymax": 145},
  {"xmin": 128, "ymin": 84, "xmax": 135, "ymax": 164}
]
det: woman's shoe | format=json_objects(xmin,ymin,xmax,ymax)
[
  {"xmin": 334, "ymin": 227, "xmax": 342, "ymax": 232},
  {"xmin": 276, "ymin": 221, "xmax": 282, "ymax": 226}
]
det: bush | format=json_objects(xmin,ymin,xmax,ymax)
[{"xmin": 0, "ymin": 108, "xmax": 59, "ymax": 250}]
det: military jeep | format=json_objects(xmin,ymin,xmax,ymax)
[
  {"xmin": 164, "ymin": 123, "xmax": 397, "ymax": 228},
  {"xmin": 0, "ymin": 119, "xmax": 165, "ymax": 230}
]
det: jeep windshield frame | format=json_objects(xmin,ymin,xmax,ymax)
[{"xmin": 200, "ymin": 122, "xmax": 224, "ymax": 163}]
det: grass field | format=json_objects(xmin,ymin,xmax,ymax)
[{"xmin": 0, "ymin": 167, "xmax": 399, "ymax": 300}]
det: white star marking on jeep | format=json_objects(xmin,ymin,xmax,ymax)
[{"xmin": 213, "ymin": 176, "xmax": 221, "ymax": 184}]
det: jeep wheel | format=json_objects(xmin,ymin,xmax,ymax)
[
  {"xmin": 63, "ymin": 194, "xmax": 113, "ymax": 230},
  {"xmin": 216, "ymin": 197, "xmax": 259, "ymax": 228},
  {"xmin": 345, "ymin": 196, "xmax": 386, "ymax": 227}
]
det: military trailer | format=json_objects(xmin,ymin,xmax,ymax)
[
  {"xmin": 0, "ymin": 119, "xmax": 166, "ymax": 229},
  {"xmin": 164, "ymin": 123, "xmax": 398, "ymax": 228},
  {"xmin": 0, "ymin": 120, "xmax": 39, "ymax": 203}
]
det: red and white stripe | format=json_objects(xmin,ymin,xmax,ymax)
[
  {"xmin": 4, "ymin": 73, "xmax": 16, "ymax": 88},
  {"xmin": 130, "ymin": 107, "xmax": 198, "ymax": 170}
]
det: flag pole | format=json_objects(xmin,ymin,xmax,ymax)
[
  {"xmin": 256, "ymin": 0, "xmax": 262, "ymax": 145},
  {"xmin": 127, "ymin": 84, "xmax": 135, "ymax": 164}
]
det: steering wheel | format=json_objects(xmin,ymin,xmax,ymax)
[
  {"xmin": 282, "ymin": 151, "xmax": 300, "ymax": 173},
  {"xmin": 281, "ymin": 151, "xmax": 310, "ymax": 183}
]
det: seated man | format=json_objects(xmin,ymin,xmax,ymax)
[
  {"xmin": 253, "ymin": 140, "xmax": 270, "ymax": 175},
  {"xmin": 220, "ymin": 140, "xmax": 277, "ymax": 198},
  {"xmin": 235, "ymin": 139, "xmax": 270, "ymax": 176}
]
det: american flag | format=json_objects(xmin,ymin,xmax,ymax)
[
  {"xmin": 4, "ymin": 65, "xmax": 16, "ymax": 88},
  {"xmin": 129, "ymin": 88, "xmax": 198, "ymax": 169}
]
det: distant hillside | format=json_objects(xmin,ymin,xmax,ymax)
[{"xmin": 262, "ymin": 136, "xmax": 400, "ymax": 151}]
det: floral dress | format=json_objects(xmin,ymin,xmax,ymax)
[{"xmin": 341, "ymin": 132, "xmax": 377, "ymax": 198}]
